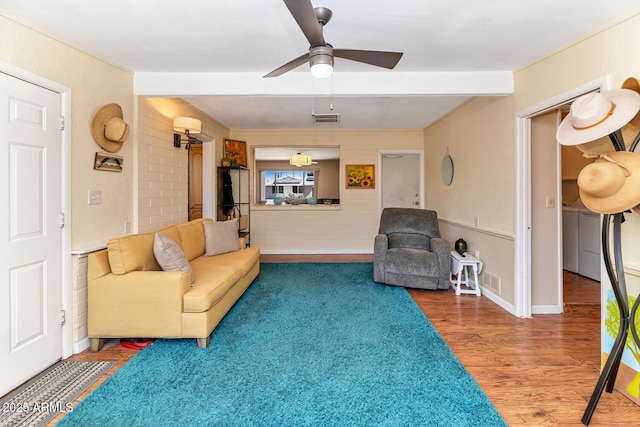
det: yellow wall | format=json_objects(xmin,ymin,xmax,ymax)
[
  {"xmin": 424, "ymin": 96, "xmax": 516, "ymax": 303},
  {"xmin": 0, "ymin": 14, "xmax": 134, "ymax": 250},
  {"xmin": 231, "ymin": 129, "xmax": 423, "ymax": 253}
]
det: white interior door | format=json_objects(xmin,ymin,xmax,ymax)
[
  {"xmin": 380, "ymin": 153, "xmax": 422, "ymax": 210},
  {"xmin": 0, "ymin": 72, "xmax": 63, "ymax": 396}
]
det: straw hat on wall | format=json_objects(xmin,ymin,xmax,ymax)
[{"xmin": 91, "ymin": 103, "xmax": 129, "ymax": 153}]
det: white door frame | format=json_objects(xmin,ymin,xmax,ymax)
[
  {"xmin": 0, "ymin": 61, "xmax": 73, "ymax": 358},
  {"xmin": 377, "ymin": 150, "xmax": 424, "ymax": 216},
  {"xmin": 202, "ymin": 138, "xmax": 215, "ymax": 219},
  {"xmin": 514, "ymin": 76, "xmax": 609, "ymax": 318}
]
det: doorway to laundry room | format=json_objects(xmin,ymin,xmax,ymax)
[
  {"xmin": 530, "ymin": 106, "xmax": 601, "ymax": 312},
  {"xmin": 559, "ymin": 106, "xmax": 601, "ymax": 307}
]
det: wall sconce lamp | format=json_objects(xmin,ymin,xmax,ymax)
[
  {"xmin": 290, "ymin": 152, "xmax": 313, "ymax": 167},
  {"xmin": 173, "ymin": 116, "xmax": 202, "ymax": 149}
]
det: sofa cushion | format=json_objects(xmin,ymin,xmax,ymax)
[
  {"xmin": 204, "ymin": 219, "xmax": 241, "ymax": 256},
  {"xmin": 388, "ymin": 232, "xmax": 430, "ymax": 251},
  {"xmin": 157, "ymin": 225, "xmax": 181, "ymax": 247},
  {"xmin": 384, "ymin": 247, "xmax": 439, "ymax": 277},
  {"xmin": 153, "ymin": 232, "xmax": 195, "ymax": 284},
  {"xmin": 177, "ymin": 219, "xmax": 206, "ymax": 261},
  {"xmin": 183, "ymin": 265, "xmax": 242, "ymax": 313},
  {"xmin": 194, "ymin": 246, "xmax": 260, "ymax": 277},
  {"xmin": 107, "ymin": 232, "xmax": 160, "ymax": 275}
]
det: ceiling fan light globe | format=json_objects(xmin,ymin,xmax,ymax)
[
  {"xmin": 310, "ymin": 63, "xmax": 333, "ymax": 78},
  {"xmin": 309, "ymin": 46, "xmax": 334, "ymax": 78}
]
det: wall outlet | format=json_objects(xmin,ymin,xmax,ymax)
[
  {"xmin": 474, "ymin": 216, "xmax": 480, "ymax": 227},
  {"xmin": 124, "ymin": 221, "xmax": 131, "ymax": 234},
  {"xmin": 474, "ymin": 250, "xmax": 480, "ymax": 259}
]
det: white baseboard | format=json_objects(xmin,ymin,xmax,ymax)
[
  {"xmin": 73, "ymin": 337, "xmax": 90, "ymax": 354},
  {"xmin": 480, "ymin": 287, "xmax": 519, "ymax": 317},
  {"xmin": 259, "ymin": 249, "xmax": 374, "ymax": 255},
  {"xmin": 531, "ymin": 304, "xmax": 563, "ymax": 314}
]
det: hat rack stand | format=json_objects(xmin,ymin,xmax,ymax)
[{"xmin": 582, "ymin": 129, "xmax": 640, "ymax": 425}]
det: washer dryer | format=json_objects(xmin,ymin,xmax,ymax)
[
  {"xmin": 562, "ymin": 198, "xmax": 601, "ymax": 280},
  {"xmin": 562, "ymin": 207, "xmax": 579, "ymax": 273},
  {"xmin": 578, "ymin": 210, "xmax": 601, "ymax": 281}
]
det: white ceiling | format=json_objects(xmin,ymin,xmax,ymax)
[{"xmin": 2, "ymin": 0, "xmax": 639, "ymax": 129}]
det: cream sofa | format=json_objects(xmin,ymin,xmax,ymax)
[{"xmin": 87, "ymin": 218, "xmax": 260, "ymax": 351}]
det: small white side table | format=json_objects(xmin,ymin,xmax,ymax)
[{"xmin": 450, "ymin": 251, "xmax": 483, "ymax": 296}]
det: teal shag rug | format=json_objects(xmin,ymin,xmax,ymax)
[{"xmin": 57, "ymin": 263, "xmax": 506, "ymax": 426}]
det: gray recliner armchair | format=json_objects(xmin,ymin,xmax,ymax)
[{"xmin": 374, "ymin": 208, "xmax": 451, "ymax": 290}]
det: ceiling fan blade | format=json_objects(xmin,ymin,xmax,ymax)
[
  {"xmin": 333, "ymin": 49, "xmax": 403, "ymax": 69},
  {"xmin": 264, "ymin": 53, "xmax": 310, "ymax": 78},
  {"xmin": 283, "ymin": 0, "xmax": 325, "ymax": 47}
]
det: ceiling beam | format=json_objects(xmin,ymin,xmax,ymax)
[{"xmin": 134, "ymin": 71, "xmax": 513, "ymax": 97}]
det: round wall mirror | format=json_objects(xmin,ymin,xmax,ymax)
[{"xmin": 441, "ymin": 154, "xmax": 454, "ymax": 186}]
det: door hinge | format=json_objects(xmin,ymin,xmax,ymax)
[
  {"xmin": 60, "ymin": 310, "xmax": 66, "ymax": 326},
  {"xmin": 59, "ymin": 116, "xmax": 65, "ymax": 131},
  {"xmin": 59, "ymin": 213, "xmax": 65, "ymax": 228}
]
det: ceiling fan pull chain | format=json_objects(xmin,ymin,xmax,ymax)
[
  {"xmin": 311, "ymin": 76, "xmax": 316, "ymax": 115},
  {"xmin": 330, "ymin": 75, "xmax": 334, "ymax": 111}
]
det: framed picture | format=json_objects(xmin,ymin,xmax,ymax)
[
  {"xmin": 345, "ymin": 164, "xmax": 375, "ymax": 189},
  {"xmin": 94, "ymin": 152, "xmax": 123, "ymax": 172},
  {"xmin": 223, "ymin": 138, "xmax": 247, "ymax": 167}
]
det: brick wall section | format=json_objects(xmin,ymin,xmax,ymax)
[
  {"xmin": 138, "ymin": 102, "xmax": 190, "ymax": 232},
  {"xmin": 71, "ymin": 254, "xmax": 88, "ymax": 345}
]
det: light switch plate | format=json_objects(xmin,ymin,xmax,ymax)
[
  {"xmin": 88, "ymin": 190, "xmax": 102, "ymax": 205},
  {"xmin": 546, "ymin": 196, "xmax": 555, "ymax": 208}
]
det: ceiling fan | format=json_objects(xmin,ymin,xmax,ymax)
[{"xmin": 264, "ymin": 0, "xmax": 403, "ymax": 78}]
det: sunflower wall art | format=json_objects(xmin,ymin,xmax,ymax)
[{"xmin": 345, "ymin": 164, "xmax": 375, "ymax": 189}]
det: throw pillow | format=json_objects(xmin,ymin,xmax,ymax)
[
  {"xmin": 153, "ymin": 232, "xmax": 195, "ymax": 285},
  {"xmin": 204, "ymin": 219, "xmax": 241, "ymax": 256}
]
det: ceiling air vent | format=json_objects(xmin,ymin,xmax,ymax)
[{"xmin": 312, "ymin": 113, "xmax": 341, "ymax": 123}]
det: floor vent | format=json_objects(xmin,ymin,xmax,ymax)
[{"xmin": 312, "ymin": 113, "xmax": 340, "ymax": 123}]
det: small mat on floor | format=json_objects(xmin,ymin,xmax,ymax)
[{"xmin": 0, "ymin": 360, "xmax": 115, "ymax": 427}]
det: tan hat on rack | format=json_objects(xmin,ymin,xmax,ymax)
[
  {"xmin": 556, "ymin": 88, "xmax": 640, "ymax": 147},
  {"xmin": 91, "ymin": 103, "xmax": 129, "ymax": 153},
  {"xmin": 576, "ymin": 78, "xmax": 640, "ymax": 158},
  {"xmin": 577, "ymin": 151, "xmax": 640, "ymax": 214}
]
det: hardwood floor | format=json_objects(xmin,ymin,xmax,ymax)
[
  {"xmin": 408, "ymin": 285, "xmax": 639, "ymax": 426},
  {"xmin": 563, "ymin": 269, "xmax": 601, "ymax": 305},
  {"xmin": 55, "ymin": 257, "xmax": 640, "ymax": 426}
]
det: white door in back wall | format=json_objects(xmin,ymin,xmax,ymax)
[
  {"xmin": 380, "ymin": 152, "xmax": 422, "ymax": 211},
  {"xmin": 0, "ymin": 72, "xmax": 63, "ymax": 396}
]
